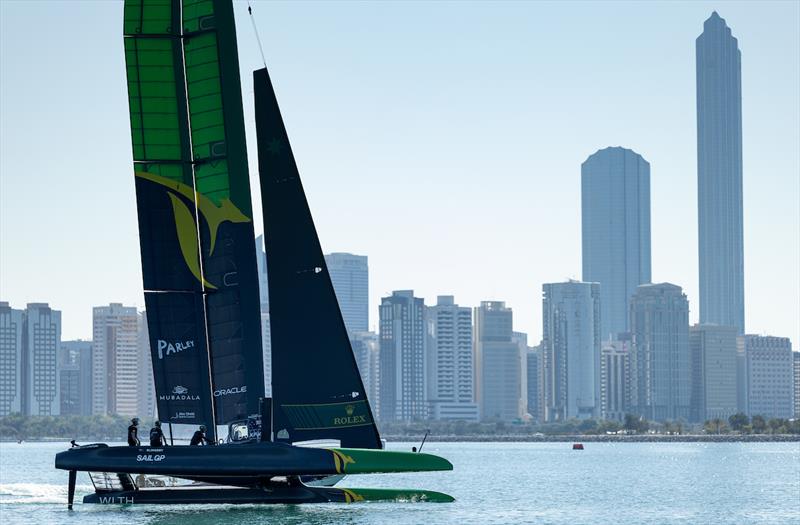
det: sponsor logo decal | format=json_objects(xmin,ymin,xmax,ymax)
[
  {"xmin": 136, "ymin": 454, "xmax": 166, "ymax": 462},
  {"xmin": 99, "ymin": 496, "xmax": 134, "ymax": 504},
  {"xmin": 157, "ymin": 339, "xmax": 195, "ymax": 359},
  {"xmin": 135, "ymin": 171, "xmax": 252, "ymax": 289},
  {"xmin": 333, "ymin": 403, "xmax": 367, "ymax": 426},
  {"xmin": 172, "ymin": 411, "xmax": 196, "ymax": 420},
  {"xmin": 159, "ymin": 385, "xmax": 200, "ymax": 402},
  {"xmin": 214, "ymin": 385, "xmax": 246, "ymax": 397}
]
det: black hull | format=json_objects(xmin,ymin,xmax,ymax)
[
  {"xmin": 84, "ymin": 485, "xmax": 347, "ymax": 505},
  {"xmin": 56, "ymin": 442, "xmax": 337, "ymax": 486}
]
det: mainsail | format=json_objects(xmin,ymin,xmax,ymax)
[
  {"xmin": 254, "ymin": 68, "xmax": 382, "ymax": 449},
  {"xmin": 124, "ymin": 0, "xmax": 263, "ymax": 435}
]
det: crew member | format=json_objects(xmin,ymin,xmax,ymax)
[
  {"xmin": 190, "ymin": 425, "xmax": 213, "ymax": 446},
  {"xmin": 127, "ymin": 418, "xmax": 140, "ymax": 446},
  {"xmin": 149, "ymin": 420, "xmax": 166, "ymax": 447}
]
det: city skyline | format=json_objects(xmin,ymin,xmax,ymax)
[{"xmin": 1, "ymin": 2, "xmax": 798, "ymax": 348}]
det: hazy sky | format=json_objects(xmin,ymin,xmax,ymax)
[{"xmin": 1, "ymin": 1, "xmax": 798, "ymax": 347}]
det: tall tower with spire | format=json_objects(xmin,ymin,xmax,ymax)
[{"xmin": 696, "ymin": 12, "xmax": 745, "ymax": 334}]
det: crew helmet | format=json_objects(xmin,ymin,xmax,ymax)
[
  {"xmin": 199, "ymin": 425, "xmax": 207, "ymax": 432},
  {"xmin": 132, "ymin": 417, "xmax": 140, "ymax": 425},
  {"xmin": 154, "ymin": 421, "xmax": 161, "ymax": 428}
]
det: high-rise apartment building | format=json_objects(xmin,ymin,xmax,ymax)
[
  {"xmin": 325, "ymin": 253, "xmax": 368, "ymax": 334},
  {"xmin": 542, "ymin": 282, "xmax": 601, "ymax": 421},
  {"xmin": 630, "ymin": 283, "xmax": 691, "ymax": 421},
  {"xmin": 59, "ymin": 340, "xmax": 92, "ymax": 416},
  {"xmin": 350, "ymin": 331, "xmax": 380, "ymax": 418},
  {"xmin": 689, "ymin": 324, "xmax": 738, "ymax": 422},
  {"xmin": 600, "ymin": 336, "xmax": 632, "ymax": 421},
  {"xmin": 379, "ymin": 291, "xmax": 427, "ymax": 421},
  {"xmin": 0, "ymin": 302, "xmax": 24, "ymax": 416},
  {"xmin": 426, "ymin": 296, "xmax": 478, "ymax": 421},
  {"xmin": 526, "ymin": 344, "xmax": 541, "ymax": 422},
  {"xmin": 582, "ymin": 147, "xmax": 651, "ymax": 339},
  {"xmin": 793, "ymin": 352, "xmax": 800, "ymax": 418},
  {"xmin": 743, "ymin": 335, "xmax": 793, "ymax": 419},
  {"xmin": 696, "ymin": 12, "xmax": 745, "ymax": 334},
  {"xmin": 255, "ymin": 234, "xmax": 269, "ymax": 313},
  {"xmin": 22, "ymin": 303, "xmax": 61, "ymax": 416},
  {"xmin": 137, "ymin": 312, "xmax": 155, "ymax": 419},
  {"xmin": 261, "ymin": 312, "xmax": 272, "ymax": 397},
  {"xmin": 0, "ymin": 302, "xmax": 63, "ymax": 416},
  {"xmin": 474, "ymin": 301, "xmax": 521, "ymax": 422},
  {"xmin": 92, "ymin": 304, "xmax": 139, "ymax": 416}
]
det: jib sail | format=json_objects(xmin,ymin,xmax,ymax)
[
  {"xmin": 254, "ymin": 68, "xmax": 382, "ymax": 449},
  {"xmin": 124, "ymin": 0, "xmax": 263, "ymax": 432}
]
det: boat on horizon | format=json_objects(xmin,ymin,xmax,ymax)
[{"xmin": 55, "ymin": 0, "xmax": 453, "ymax": 507}]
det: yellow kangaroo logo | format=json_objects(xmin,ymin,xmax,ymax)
[
  {"xmin": 331, "ymin": 450, "xmax": 356, "ymax": 474},
  {"xmin": 136, "ymin": 171, "xmax": 251, "ymax": 289}
]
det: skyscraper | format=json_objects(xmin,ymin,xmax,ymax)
[
  {"xmin": 696, "ymin": 12, "xmax": 745, "ymax": 334},
  {"xmin": 325, "ymin": 253, "xmax": 368, "ymax": 334},
  {"xmin": 426, "ymin": 296, "xmax": 478, "ymax": 421},
  {"xmin": 137, "ymin": 312, "xmax": 155, "ymax": 419},
  {"xmin": 743, "ymin": 335, "xmax": 793, "ymax": 419},
  {"xmin": 22, "ymin": 303, "xmax": 61, "ymax": 416},
  {"xmin": 255, "ymin": 234, "xmax": 269, "ymax": 313},
  {"xmin": 600, "ymin": 336, "xmax": 632, "ymax": 422},
  {"xmin": 541, "ymin": 282, "xmax": 601, "ymax": 421},
  {"xmin": 630, "ymin": 283, "xmax": 691, "ymax": 421},
  {"xmin": 793, "ymin": 352, "xmax": 800, "ymax": 418},
  {"xmin": 474, "ymin": 301, "xmax": 521, "ymax": 422},
  {"xmin": 261, "ymin": 312, "xmax": 272, "ymax": 397},
  {"xmin": 92, "ymin": 303, "xmax": 139, "ymax": 416},
  {"xmin": 525, "ymin": 344, "xmax": 541, "ymax": 422},
  {"xmin": 59, "ymin": 340, "xmax": 93, "ymax": 416},
  {"xmin": 379, "ymin": 291, "xmax": 427, "ymax": 421},
  {"xmin": 350, "ymin": 331, "xmax": 380, "ymax": 418},
  {"xmin": 0, "ymin": 302, "xmax": 23, "ymax": 417},
  {"xmin": 582, "ymin": 147, "xmax": 651, "ymax": 339},
  {"xmin": 689, "ymin": 324, "xmax": 738, "ymax": 422}
]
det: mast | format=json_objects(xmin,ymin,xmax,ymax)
[{"xmin": 254, "ymin": 67, "xmax": 382, "ymax": 449}]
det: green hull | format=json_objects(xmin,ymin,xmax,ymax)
[
  {"xmin": 327, "ymin": 448, "xmax": 453, "ymax": 474},
  {"xmin": 339, "ymin": 487, "xmax": 455, "ymax": 503}
]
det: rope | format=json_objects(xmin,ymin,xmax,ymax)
[{"xmin": 247, "ymin": 1, "xmax": 268, "ymax": 68}]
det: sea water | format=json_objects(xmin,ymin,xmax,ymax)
[{"xmin": 1, "ymin": 441, "xmax": 798, "ymax": 524}]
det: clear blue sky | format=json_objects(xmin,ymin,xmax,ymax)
[{"xmin": 1, "ymin": 1, "xmax": 798, "ymax": 347}]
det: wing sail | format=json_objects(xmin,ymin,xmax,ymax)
[{"xmin": 124, "ymin": 0, "xmax": 264, "ymax": 430}]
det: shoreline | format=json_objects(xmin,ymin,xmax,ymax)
[
  {"xmin": 382, "ymin": 434, "xmax": 800, "ymax": 443},
  {"xmin": 2, "ymin": 434, "xmax": 798, "ymax": 443}
]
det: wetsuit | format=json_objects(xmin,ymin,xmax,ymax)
[
  {"xmin": 127, "ymin": 424, "xmax": 140, "ymax": 446},
  {"xmin": 149, "ymin": 426, "xmax": 165, "ymax": 447},
  {"xmin": 190, "ymin": 430, "xmax": 211, "ymax": 446}
]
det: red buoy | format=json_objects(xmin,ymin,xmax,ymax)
[{"xmin": 572, "ymin": 443, "xmax": 584, "ymax": 450}]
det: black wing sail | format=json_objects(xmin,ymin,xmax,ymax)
[{"xmin": 254, "ymin": 68, "xmax": 381, "ymax": 449}]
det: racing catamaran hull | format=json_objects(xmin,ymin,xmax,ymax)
[
  {"xmin": 55, "ymin": 442, "xmax": 452, "ymax": 482},
  {"xmin": 83, "ymin": 485, "xmax": 454, "ymax": 505}
]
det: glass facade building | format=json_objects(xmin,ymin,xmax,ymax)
[
  {"xmin": 582, "ymin": 147, "xmax": 651, "ymax": 340},
  {"xmin": 696, "ymin": 12, "xmax": 745, "ymax": 334}
]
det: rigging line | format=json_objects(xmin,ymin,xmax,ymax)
[{"xmin": 247, "ymin": 1, "xmax": 268, "ymax": 68}]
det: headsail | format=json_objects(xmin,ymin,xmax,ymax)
[
  {"xmin": 124, "ymin": 0, "xmax": 264, "ymax": 432},
  {"xmin": 254, "ymin": 68, "xmax": 382, "ymax": 449}
]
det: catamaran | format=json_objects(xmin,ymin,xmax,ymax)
[{"xmin": 55, "ymin": 0, "xmax": 453, "ymax": 506}]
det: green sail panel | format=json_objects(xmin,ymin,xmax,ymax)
[{"xmin": 124, "ymin": 0, "xmax": 196, "ymax": 291}]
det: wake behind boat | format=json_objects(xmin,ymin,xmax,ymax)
[{"xmin": 54, "ymin": 0, "xmax": 453, "ymax": 507}]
